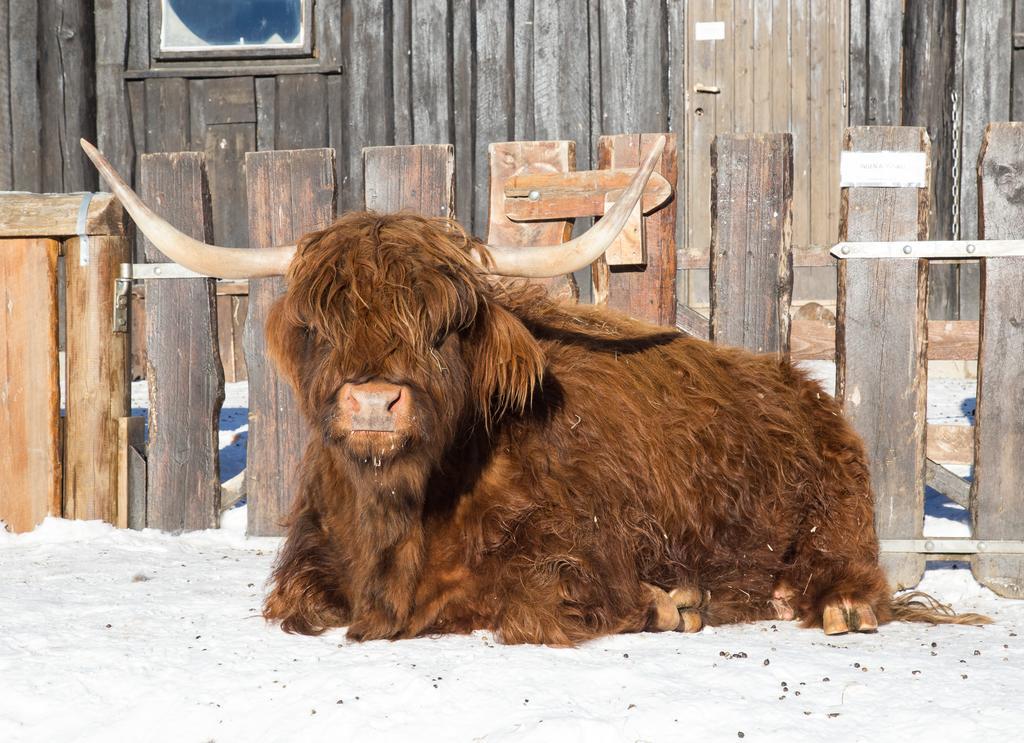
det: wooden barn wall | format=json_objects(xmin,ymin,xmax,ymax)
[
  {"xmin": 92, "ymin": 0, "xmax": 686, "ymax": 263},
  {"xmin": 4, "ymin": 1, "xmax": 1024, "ymax": 317},
  {"xmin": 849, "ymin": 0, "xmax": 1017, "ymax": 320},
  {"xmin": 0, "ymin": 0, "xmax": 97, "ymax": 192}
]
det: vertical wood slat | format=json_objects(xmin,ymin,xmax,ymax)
[
  {"xmin": 592, "ymin": 133, "xmax": 679, "ymax": 327},
  {"xmin": 39, "ymin": 0, "xmax": 96, "ymax": 192},
  {"xmin": 363, "ymin": 145, "xmax": 455, "ymax": 217},
  {"xmin": 972, "ymin": 122, "xmax": 1024, "ymax": 598},
  {"xmin": 836, "ymin": 126, "xmax": 931, "ymax": 590},
  {"xmin": 709, "ymin": 133, "xmax": 794, "ymax": 355},
  {"xmin": 903, "ymin": 0, "xmax": 961, "ymax": 318},
  {"xmin": 95, "ymin": 0, "xmax": 134, "ymax": 187},
  {"xmin": 140, "ymin": 152, "xmax": 223, "ymax": 532},
  {"xmin": 244, "ymin": 149, "xmax": 336, "ymax": 536},
  {"xmin": 0, "ymin": 0, "xmax": 11, "ymax": 189},
  {"xmin": 8, "ymin": 0, "xmax": 41, "ymax": 191},
  {"xmin": 64, "ymin": 235, "xmax": 130, "ymax": 524},
  {"xmin": 339, "ymin": 0, "xmax": 391, "ymax": 212},
  {"xmin": 0, "ymin": 239, "xmax": 61, "ymax": 532},
  {"xmin": 473, "ymin": 0, "xmax": 516, "ymax": 235},
  {"xmin": 486, "ymin": 140, "xmax": 578, "ymax": 303}
]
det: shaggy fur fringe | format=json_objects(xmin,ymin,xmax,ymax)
[{"xmin": 891, "ymin": 590, "xmax": 992, "ymax": 627}]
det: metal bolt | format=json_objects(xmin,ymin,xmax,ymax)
[
  {"xmin": 977, "ymin": 541, "xmax": 987, "ymax": 553},
  {"xmin": 925, "ymin": 540, "xmax": 935, "ymax": 551},
  {"xmin": 841, "ymin": 245, "xmax": 850, "ymax": 255},
  {"xmin": 528, "ymin": 190, "xmax": 541, "ymax": 201},
  {"xmin": 902, "ymin": 244, "xmax": 913, "ymax": 255},
  {"xmin": 966, "ymin": 243, "xmax": 977, "ymax": 254},
  {"xmin": 154, "ymin": 266, "xmax": 163, "ymax": 275}
]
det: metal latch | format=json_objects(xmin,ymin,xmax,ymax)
[
  {"xmin": 112, "ymin": 262, "xmax": 213, "ymax": 334},
  {"xmin": 113, "ymin": 277, "xmax": 130, "ymax": 333}
]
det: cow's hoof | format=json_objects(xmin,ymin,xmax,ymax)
[
  {"xmin": 771, "ymin": 581, "xmax": 796, "ymax": 621},
  {"xmin": 645, "ymin": 583, "xmax": 683, "ymax": 631},
  {"xmin": 676, "ymin": 609, "xmax": 703, "ymax": 633},
  {"xmin": 823, "ymin": 600, "xmax": 879, "ymax": 635},
  {"xmin": 668, "ymin": 586, "xmax": 703, "ymax": 609}
]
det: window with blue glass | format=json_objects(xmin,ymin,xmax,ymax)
[{"xmin": 157, "ymin": 0, "xmax": 311, "ymax": 58}]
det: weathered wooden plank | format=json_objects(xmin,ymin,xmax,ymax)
[
  {"xmin": 848, "ymin": 0, "xmax": 868, "ymax": 124},
  {"xmin": 487, "ymin": 140, "xmax": 578, "ymax": 302},
  {"xmin": 514, "ymin": 0, "xmax": 590, "ymax": 157},
  {"xmin": 684, "ymin": 0, "xmax": 719, "ymax": 308},
  {"xmin": 143, "ymin": 78, "xmax": 189, "ymax": 152},
  {"xmin": 791, "ymin": 319, "xmax": 981, "ymax": 362},
  {"xmin": 9, "ymin": 0, "xmax": 41, "ymax": 191},
  {"xmin": 117, "ymin": 416, "xmax": 145, "ymax": 529},
  {"xmin": 140, "ymin": 152, "xmax": 223, "ymax": 533},
  {"xmin": 411, "ymin": 0, "xmax": 452, "ymax": 144},
  {"xmin": 339, "ymin": 0, "xmax": 391, "ymax": 211},
  {"xmin": 927, "ymin": 423, "xmax": 974, "ymax": 466},
  {"xmin": 454, "ymin": 2, "xmax": 478, "ymax": 234},
  {"xmin": 959, "ymin": 0, "xmax": 1013, "ymax": 244},
  {"xmin": 254, "ymin": 77, "xmax": 277, "ymax": 152},
  {"xmin": 202, "ymin": 123, "xmax": 256, "ymax": 247},
  {"xmin": 0, "ymin": 0, "xmax": 13, "ymax": 189},
  {"xmin": 593, "ymin": 133, "xmax": 679, "ymax": 326},
  {"xmin": 244, "ymin": 148, "xmax": 336, "ymax": 536},
  {"xmin": 972, "ymin": 122, "xmax": 1024, "ymax": 598},
  {"xmin": 64, "ymin": 235, "xmax": 130, "ymax": 524},
  {"xmin": 188, "ymin": 77, "xmax": 257, "ymax": 141},
  {"xmin": 39, "ymin": 0, "xmax": 96, "ymax": 191},
  {"xmin": 836, "ymin": 127, "xmax": 930, "ymax": 590},
  {"xmin": 865, "ymin": 0, "xmax": 903, "ymax": 125},
  {"xmin": 275, "ymin": 75, "xmax": 328, "ymax": 149},
  {"xmin": 790, "ymin": 0, "xmax": 811, "ymax": 254},
  {"xmin": 595, "ymin": 0, "xmax": 667, "ymax": 134},
  {"xmin": 473, "ymin": 0, "xmax": 516, "ymax": 234},
  {"xmin": 903, "ymin": 0, "xmax": 960, "ymax": 318},
  {"xmin": 392, "ymin": 0, "xmax": 413, "ymax": 145},
  {"xmin": 665, "ymin": 0, "xmax": 686, "ymax": 278},
  {"xmin": 363, "ymin": 145, "xmax": 455, "ymax": 218},
  {"xmin": 0, "ymin": 193, "xmax": 125, "ymax": 238},
  {"xmin": 503, "ymin": 169, "xmax": 673, "ymax": 220},
  {"xmin": 95, "ymin": 0, "xmax": 134, "ymax": 182},
  {"xmin": 0, "ymin": 238, "xmax": 61, "ymax": 532},
  {"xmin": 709, "ymin": 133, "xmax": 793, "ymax": 355}
]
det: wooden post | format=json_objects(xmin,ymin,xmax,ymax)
[
  {"xmin": 139, "ymin": 152, "xmax": 223, "ymax": 532},
  {"xmin": 65, "ymin": 234, "xmax": 130, "ymax": 523},
  {"xmin": 0, "ymin": 238, "xmax": 61, "ymax": 532},
  {"xmin": 486, "ymin": 141, "xmax": 579, "ymax": 303},
  {"xmin": 836, "ymin": 126, "xmax": 930, "ymax": 590},
  {"xmin": 592, "ymin": 133, "xmax": 679, "ymax": 326},
  {"xmin": 972, "ymin": 122, "xmax": 1024, "ymax": 598},
  {"xmin": 709, "ymin": 133, "xmax": 794, "ymax": 354},
  {"xmin": 244, "ymin": 148, "xmax": 336, "ymax": 536},
  {"xmin": 364, "ymin": 145, "xmax": 455, "ymax": 216}
]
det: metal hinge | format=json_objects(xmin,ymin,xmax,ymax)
[
  {"xmin": 880, "ymin": 539, "xmax": 1024, "ymax": 555},
  {"xmin": 113, "ymin": 277, "xmax": 131, "ymax": 333},
  {"xmin": 113, "ymin": 263, "xmax": 213, "ymax": 334}
]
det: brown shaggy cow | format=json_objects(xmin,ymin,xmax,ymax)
[
  {"xmin": 259, "ymin": 212, "xmax": 896, "ymax": 643},
  {"xmin": 82, "ymin": 138, "xmax": 983, "ymax": 644}
]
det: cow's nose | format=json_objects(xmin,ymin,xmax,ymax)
[{"xmin": 341, "ymin": 381, "xmax": 409, "ymax": 432}]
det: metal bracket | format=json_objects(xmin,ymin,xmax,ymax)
[
  {"xmin": 120, "ymin": 262, "xmax": 211, "ymax": 280},
  {"xmin": 879, "ymin": 539, "xmax": 1024, "ymax": 555},
  {"xmin": 831, "ymin": 239, "xmax": 1024, "ymax": 260},
  {"xmin": 113, "ymin": 277, "xmax": 130, "ymax": 334}
]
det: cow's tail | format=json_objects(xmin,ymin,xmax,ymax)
[{"xmin": 889, "ymin": 590, "xmax": 992, "ymax": 626}]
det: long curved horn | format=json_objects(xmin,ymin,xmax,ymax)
[
  {"xmin": 80, "ymin": 139, "xmax": 295, "ymax": 279},
  {"xmin": 480, "ymin": 136, "xmax": 666, "ymax": 278}
]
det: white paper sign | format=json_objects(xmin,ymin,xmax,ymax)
[
  {"xmin": 840, "ymin": 151, "xmax": 928, "ymax": 188},
  {"xmin": 695, "ymin": 22, "xmax": 726, "ymax": 41}
]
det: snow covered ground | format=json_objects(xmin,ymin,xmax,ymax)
[{"xmin": 3, "ymin": 370, "xmax": 1021, "ymax": 742}]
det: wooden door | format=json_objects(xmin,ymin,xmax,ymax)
[{"xmin": 684, "ymin": 0, "xmax": 849, "ymax": 305}]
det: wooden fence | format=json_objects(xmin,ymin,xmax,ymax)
[{"xmin": 1, "ymin": 125, "xmax": 1021, "ymax": 598}]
